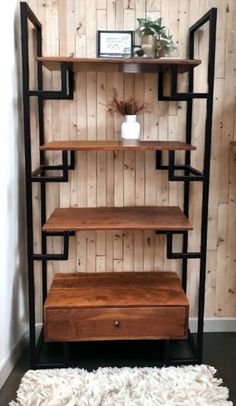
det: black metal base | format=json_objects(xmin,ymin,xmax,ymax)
[{"xmin": 34, "ymin": 332, "xmax": 198, "ymax": 370}]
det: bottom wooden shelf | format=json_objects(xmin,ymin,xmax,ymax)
[{"xmin": 44, "ymin": 272, "xmax": 189, "ymax": 342}]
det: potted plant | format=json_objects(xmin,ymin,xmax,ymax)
[
  {"xmin": 156, "ymin": 27, "xmax": 176, "ymax": 57},
  {"xmin": 136, "ymin": 17, "xmax": 176, "ymax": 58},
  {"xmin": 112, "ymin": 97, "xmax": 144, "ymax": 140}
]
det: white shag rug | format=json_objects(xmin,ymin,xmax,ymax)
[{"xmin": 9, "ymin": 365, "xmax": 232, "ymax": 406}]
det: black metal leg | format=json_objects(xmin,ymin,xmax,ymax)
[
  {"xmin": 63, "ymin": 343, "xmax": 70, "ymax": 367},
  {"xmin": 189, "ymin": 8, "xmax": 217, "ymax": 363},
  {"xmin": 20, "ymin": 2, "xmax": 75, "ymax": 368},
  {"xmin": 163, "ymin": 340, "xmax": 170, "ymax": 366},
  {"xmin": 20, "ymin": 2, "xmax": 39, "ymax": 368}
]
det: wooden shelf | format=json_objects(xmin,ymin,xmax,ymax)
[
  {"xmin": 40, "ymin": 140, "xmax": 195, "ymax": 152},
  {"xmin": 44, "ymin": 271, "xmax": 189, "ymax": 341},
  {"xmin": 37, "ymin": 56, "xmax": 201, "ymax": 74},
  {"xmin": 42, "ymin": 206, "xmax": 192, "ymax": 232}
]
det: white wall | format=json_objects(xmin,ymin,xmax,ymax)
[{"xmin": 0, "ymin": 0, "xmax": 28, "ymax": 389}]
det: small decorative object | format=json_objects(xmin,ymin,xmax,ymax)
[
  {"xmin": 136, "ymin": 17, "xmax": 176, "ymax": 58},
  {"xmin": 133, "ymin": 45, "xmax": 144, "ymax": 57},
  {"xmin": 112, "ymin": 97, "xmax": 144, "ymax": 140},
  {"xmin": 97, "ymin": 31, "xmax": 134, "ymax": 58}
]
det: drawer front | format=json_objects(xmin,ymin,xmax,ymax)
[{"xmin": 44, "ymin": 307, "xmax": 188, "ymax": 342}]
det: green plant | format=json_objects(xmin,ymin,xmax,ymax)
[
  {"xmin": 156, "ymin": 27, "xmax": 177, "ymax": 54},
  {"xmin": 112, "ymin": 97, "xmax": 144, "ymax": 116},
  {"xmin": 136, "ymin": 17, "xmax": 165, "ymax": 36},
  {"xmin": 136, "ymin": 17, "xmax": 177, "ymax": 55}
]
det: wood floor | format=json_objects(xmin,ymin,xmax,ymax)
[{"xmin": 1, "ymin": 333, "xmax": 235, "ymax": 405}]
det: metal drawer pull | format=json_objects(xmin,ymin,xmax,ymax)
[{"xmin": 114, "ymin": 320, "xmax": 120, "ymax": 328}]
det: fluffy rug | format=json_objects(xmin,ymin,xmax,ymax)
[{"xmin": 10, "ymin": 365, "xmax": 232, "ymax": 406}]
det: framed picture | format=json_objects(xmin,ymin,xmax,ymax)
[{"xmin": 97, "ymin": 30, "xmax": 134, "ymax": 58}]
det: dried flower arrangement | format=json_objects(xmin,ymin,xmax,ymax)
[{"xmin": 112, "ymin": 97, "xmax": 144, "ymax": 116}]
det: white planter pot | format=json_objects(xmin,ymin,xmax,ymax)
[
  {"xmin": 141, "ymin": 35, "xmax": 156, "ymax": 58},
  {"xmin": 121, "ymin": 115, "xmax": 140, "ymax": 140}
]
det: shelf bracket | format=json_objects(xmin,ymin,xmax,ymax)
[
  {"xmin": 31, "ymin": 151, "xmax": 75, "ymax": 182},
  {"xmin": 156, "ymin": 151, "xmax": 204, "ymax": 182},
  {"xmin": 29, "ymin": 62, "xmax": 74, "ymax": 100},
  {"xmin": 166, "ymin": 232, "xmax": 201, "ymax": 260},
  {"xmin": 155, "ymin": 231, "xmax": 201, "ymax": 259},
  {"xmin": 32, "ymin": 231, "xmax": 75, "ymax": 261},
  {"xmin": 158, "ymin": 66, "xmax": 208, "ymax": 101}
]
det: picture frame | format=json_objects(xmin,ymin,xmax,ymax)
[{"xmin": 97, "ymin": 30, "xmax": 134, "ymax": 58}]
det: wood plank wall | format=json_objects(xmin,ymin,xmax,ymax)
[{"xmin": 27, "ymin": 0, "xmax": 236, "ymax": 321}]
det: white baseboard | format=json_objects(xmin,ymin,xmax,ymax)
[
  {"xmin": 0, "ymin": 330, "xmax": 27, "ymax": 390},
  {"xmin": 190, "ymin": 317, "xmax": 236, "ymax": 333}
]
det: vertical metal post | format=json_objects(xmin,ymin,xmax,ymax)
[
  {"xmin": 36, "ymin": 15, "xmax": 47, "ymax": 303},
  {"xmin": 163, "ymin": 340, "xmax": 170, "ymax": 366},
  {"xmin": 20, "ymin": 2, "xmax": 37, "ymax": 368},
  {"xmin": 168, "ymin": 151, "xmax": 175, "ymax": 179},
  {"xmin": 182, "ymin": 28, "xmax": 194, "ymax": 293},
  {"xmin": 21, "ymin": 1, "xmax": 46, "ymax": 368},
  {"xmin": 197, "ymin": 9, "xmax": 217, "ymax": 362},
  {"xmin": 63, "ymin": 343, "xmax": 70, "ymax": 367},
  {"xmin": 187, "ymin": 8, "xmax": 217, "ymax": 363},
  {"xmin": 170, "ymin": 65, "xmax": 178, "ymax": 97}
]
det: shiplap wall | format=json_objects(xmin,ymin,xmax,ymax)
[{"xmin": 27, "ymin": 0, "xmax": 236, "ymax": 321}]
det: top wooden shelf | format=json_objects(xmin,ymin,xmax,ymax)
[
  {"xmin": 40, "ymin": 140, "xmax": 195, "ymax": 152},
  {"xmin": 37, "ymin": 56, "xmax": 201, "ymax": 74}
]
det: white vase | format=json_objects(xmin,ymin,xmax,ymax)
[{"xmin": 121, "ymin": 115, "xmax": 140, "ymax": 140}]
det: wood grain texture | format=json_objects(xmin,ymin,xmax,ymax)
[
  {"xmin": 27, "ymin": 0, "xmax": 236, "ymax": 319},
  {"xmin": 40, "ymin": 140, "xmax": 195, "ymax": 151},
  {"xmin": 44, "ymin": 271, "xmax": 189, "ymax": 341},
  {"xmin": 45, "ymin": 307, "xmax": 187, "ymax": 341},
  {"xmin": 37, "ymin": 56, "xmax": 201, "ymax": 73},
  {"xmin": 42, "ymin": 206, "xmax": 193, "ymax": 232}
]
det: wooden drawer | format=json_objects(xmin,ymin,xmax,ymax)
[
  {"xmin": 44, "ymin": 272, "xmax": 189, "ymax": 342},
  {"xmin": 44, "ymin": 306, "xmax": 188, "ymax": 341}
]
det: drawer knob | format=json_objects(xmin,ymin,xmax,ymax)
[{"xmin": 114, "ymin": 320, "xmax": 120, "ymax": 328}]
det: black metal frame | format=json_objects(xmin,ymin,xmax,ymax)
[
  {"xmin": 20, "ymin": 2, "xmax": 75, "ymax": 367},
  {"xmin": 32, "ymin": 231, "xmax": 75, "ymax": 261},
  {"xmin": 156, "ymin": 150, "xmax": 204, "ymax": 181},
  {"xmin": 20, "ymin": 1, "xmax": 217, "ymax": 368},
  {"xmin": 29, "ymin": 62, "xmax": 74, "ymax": 99},
  {"xmin": 31, "ymin": 150, "xmax": 75, "ymax": 182}
]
